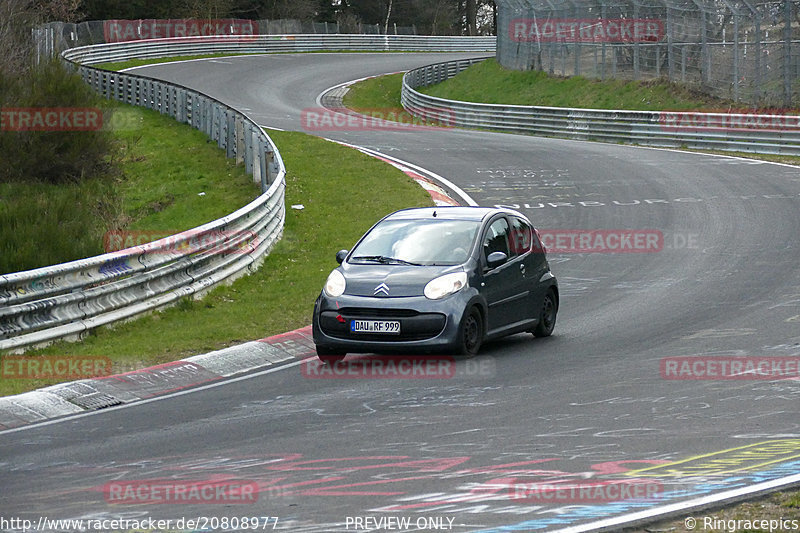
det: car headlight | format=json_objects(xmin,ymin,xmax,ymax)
[
  {"xmin": 424, "ymin": 272, "xmax": 468, "ymax": 300},
  {"xmin": 324, "ymin": 269, "xmax": 346, "ymax": 297}
]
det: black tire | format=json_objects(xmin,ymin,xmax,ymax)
[
  {"xmin": 457, "ymin": 306, "xmax": 484, "ymax": 356},
  {"xmin": 316, "ymin": 346, "xmax": 346, "ymax": 364},
  {"xmin": 533, "ymin": 290, "xmax": 557, "ymax": 338}
]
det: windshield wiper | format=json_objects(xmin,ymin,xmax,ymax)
[{"xmin": 351, "ymin": 255, "xmax": 422, "ymax": 266}]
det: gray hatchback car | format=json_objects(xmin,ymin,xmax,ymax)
[{"xmin": 312, "ymin": 206, "xmax": 558, "ymax": 363}]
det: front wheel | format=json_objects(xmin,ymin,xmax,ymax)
[
  {"xmin": 457, "ymin": 306, "xmax": 484, "ymax": 356},
  {"xmin": 533, "ymin": 290, "xmax": 557, "ymax": 337},
  {"xmin": 316, "ymin": 346, "xmax": 346, "ymax": 364}
]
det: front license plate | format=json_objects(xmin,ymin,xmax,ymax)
[{"xmin": 351, "ymin": 320, "xmax": 401, "ymax": 334}]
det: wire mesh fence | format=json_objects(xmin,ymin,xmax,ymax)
[{"xmin": 497, "ymin": 0, "xmax": 800, "ymax": 107}]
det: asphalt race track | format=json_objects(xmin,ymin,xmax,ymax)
[{"xmin": 1, "ymin": 53, "xmax": 799, "ymax": 532}]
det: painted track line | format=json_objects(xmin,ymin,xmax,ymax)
[{"xmin": 550, "ymin": 472, "xmax": 800, "ymax": 533}]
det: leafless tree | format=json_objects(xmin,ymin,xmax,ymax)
[
  {"xmin": 259, "ymin": 0, "xmax": 319, "ymax": 20},
  {"xmin": 336, "ymin": 11, "xmax": 362, "ymax": 33},
  {"xmin": 37, "ymin": 0, "xmax": 83, "ymax": 22},
  {"xmin": 0, "ymin": 0, "xmax": 35, "ymax": 80},
  {"xmin": 1, "ymin": 0, "xmax": 83, "ymax": 80},
  {"xmin": 178, "ymin": 0, "xmax": 238, "ymax": 18}
]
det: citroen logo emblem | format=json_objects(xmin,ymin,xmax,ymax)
[{"xmin": 373, "ymin": 283, "xmax": 390, "ymax": 297}]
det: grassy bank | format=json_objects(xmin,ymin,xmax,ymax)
[
  {"xmin": 419, "ymin": 58, "xmax": 727, "ymax": 111},
  {"xmin": 0, "ymin": 103, "xmax": 257, "ymax": 274},
  {"xmin": 2, "ymin": 130, "xmax": 432, "ymax": 396},
  {"xmin": 343, "ymin": 72, "xmax": 409, "ymax": 116}
]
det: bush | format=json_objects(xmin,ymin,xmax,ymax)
[{"xmin": 0, "ymin": 59, "xmax": 119, "ymax": 184}]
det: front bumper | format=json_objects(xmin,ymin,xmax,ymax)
[{"xmin": 312, "ymin": 290, "xmax": 478, "ymax": 354}]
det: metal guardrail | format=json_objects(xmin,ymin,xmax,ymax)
[
  {"xmin": 66, "ymin": 34, "xmax": 496, "ymax": 65},
  {"xmin": 402, "ymin": 58, "xmax": 800, "ymax": 156},
  {"xmin": 0, "ymin": 35, "xmax": 494, "ymax": 353}
]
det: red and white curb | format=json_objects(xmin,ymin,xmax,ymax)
[
  {"xmin": 369, "ymin": 153, "xmax": 461, "ymax": 206},
  {"xmin": 0, "ymin": 327, "xmax": 317, "ymax": 430},
  {"xmin": 330, "ymin": 140, "xmax": 476, "ymax": 207}
]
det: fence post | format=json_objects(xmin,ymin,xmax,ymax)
[
  {"xmin": 573, "ymin": 4, "xmax": 581, "ymax": 76},
  {"xmin": 633, "ymin": 3, "xmax": 640, "ymax": 80},
  {"xmin": 701, "ymin": 8, "xmax": 710, "ymax": 85},
  {"xmin": 784, "ymin": 0, "xmax": 792, "ymax": 107},
  {"xmin": 733, "ymin": 13, "xmax": 740, "ymax": 102},
  {"xmin": 667, "ymin": 5, "xmax": 675, "ymax": 80},
  {"xmin": 753, "ymin": 11, "xmax": 761, "ymax": 105}
]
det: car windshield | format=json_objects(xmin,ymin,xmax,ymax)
[{"xmin": 350, "ymin": 218, "xmax": 480, "ymax": 266}]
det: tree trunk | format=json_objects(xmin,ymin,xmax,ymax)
[{"xmin": 466, "ymin": 0, "xmax": 477, "ymax": 35}]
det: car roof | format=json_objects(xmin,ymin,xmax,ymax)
[{"xmin": 384, "ymin": 206, "xmax": 525, "ymax": 223}]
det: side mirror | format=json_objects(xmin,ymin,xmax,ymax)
[
  {"xmin": 335, "ymin": 249, "xmax": 349, "ymax": 264},
  {"xmin": 486, "ymin": 251, "xmax": 508, "ymax": 269}
]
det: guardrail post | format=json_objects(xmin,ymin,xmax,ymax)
[
  {"xmin": 211, "ymin": 104, "xmax": 220, "ymax": 144},
  {"xmin": 256, "ymin": 139, "xmax": 266, "ymax": 190},
  {"xmin": 226, "ymin": 111, "xmax": 235, "ymax": 158},
  {"xmin": 235, "ymin": 116, "xmax": 245, "ymax": 164},
  {"xmin": 177, "ymin": 89, "xmax": 187, "ymax": 123},
  {"xmin": 245, "ymin": 123, "xmax": 254, "ymax": 176}
]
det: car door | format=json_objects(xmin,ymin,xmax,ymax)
[
  {"xmin": 479, "ymin": 216, "xmax": 528, "ymax": 334},
  {"xmin": 509, "ymin": 215, "xmax": 549, "ymax": 320}
]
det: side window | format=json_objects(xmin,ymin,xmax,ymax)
[
  {"xmin": 483, "ymin": 218, "xmax": 511, "ymax": 264},
  {"xmin": 509, "ymin": 217, "xmax": 533, "ymax": 255}
]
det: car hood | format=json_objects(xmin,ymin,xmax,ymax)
[{"xmin": 341, "ymin": 263, "xmax": 464, "ymax": 298}]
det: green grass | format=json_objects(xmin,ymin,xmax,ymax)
[
  {"xmin": 1, "ymin": 130, "xmax": 432, "ymax": 396},
  {"xmin": 787, "ymin": 491, "xmax": 800, "ymax": 508},
  {"xmin": 682, "ymin": 149, "xmax": 800, "ymax": 166},
  {"xmin": 343, "ymin": 72, "xmax": 408, "ymax": 115},
  {"xmin": 419, "ymin": 58, "xmax": 729, "ymax": 111},
  {"xmin": 343, "ymin": 72, "xmax": 453, "ymax": 127},
  {"xmin": 0, "ymin": 177, "xmax": 120, "ymax": 274},
  {"xmin": 114, "ymin": 105, "xmax": 259, "ymax": 232}
]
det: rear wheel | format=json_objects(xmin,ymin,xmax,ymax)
[
  {"xmin": 533, "ymin": 290, "xmax": 557, "ymax": 337},
  {"xmin": 316, "ymin": 346, "xmax": 346, "ymax": 364},
  {"xmin": 457, "ymin": 306, "xmax": 484, "ymax": 356}
]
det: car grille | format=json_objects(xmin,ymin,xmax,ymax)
[{"xmin": 337, "ymin": 307, "xmax": 420, "ymax": 317}]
